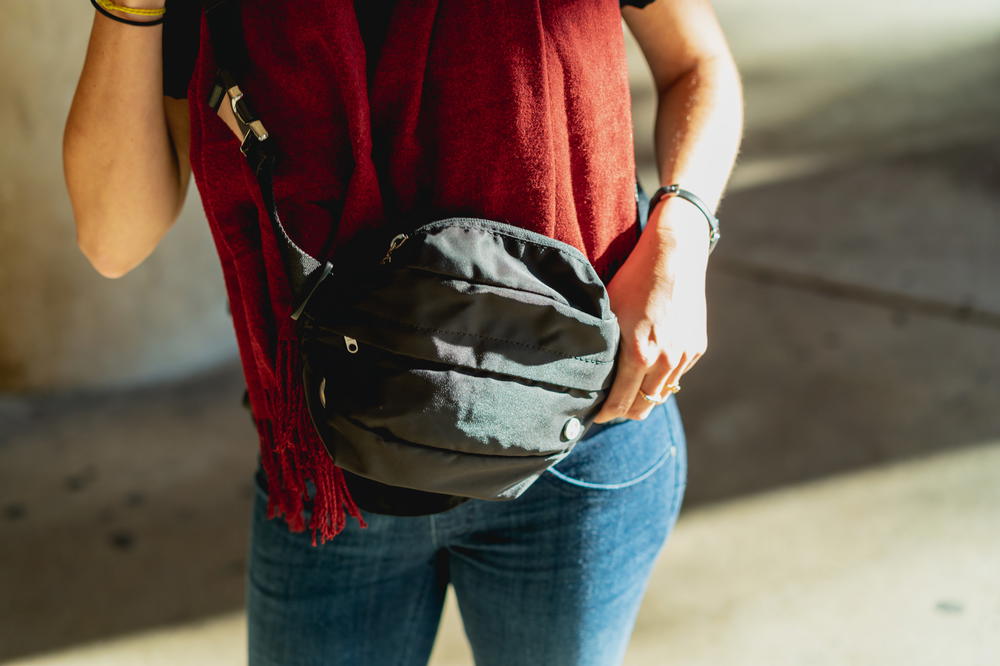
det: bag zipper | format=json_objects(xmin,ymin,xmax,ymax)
[
  {"xmin": 377, "ymin": 218, "xmax": 594, "ymax": 270},
  {"xmin": 404, "ymin": 217, "xmax": 592, "ymax": 264},
  {"xmin": 380, "ymin": 233, "xmax": 409, "ymax": 264}
]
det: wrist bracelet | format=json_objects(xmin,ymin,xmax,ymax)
[
  {"xmin": 91, "ymin": 0, "xmax": 165, "ymax": 26},
  {"xmin": 647, "ymin": 184, "xmax": 721, "ymax": 254}
]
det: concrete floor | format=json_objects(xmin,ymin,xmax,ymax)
[
  {"xmin": 4, "ymin": 432, "xmax": 998, "ymax": 666},
  {"xmin": 2, "ymin": 0, "xmax": 999, "ymax": 664}
]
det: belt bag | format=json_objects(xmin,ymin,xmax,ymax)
[{"xmin": 204, "ymin": 0, "xmax": 626, "ymax": 500}]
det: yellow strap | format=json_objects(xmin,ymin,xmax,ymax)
[{"xmin": 94, "ymin": 0, "xmax": 166, "ymax": 17}]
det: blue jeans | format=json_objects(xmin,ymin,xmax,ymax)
[{"xmin": 245, "ymin": 395, "xmax": 688, "ymax": 666}]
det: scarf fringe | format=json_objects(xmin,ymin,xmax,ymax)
[{"xmin": 257, "ymin": 320, "xmax": 368, "ymax": 547}]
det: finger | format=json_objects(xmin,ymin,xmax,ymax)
[
  {"xmin": 673, "ymin": 348, "xmax": 707, "ymax": 389},
  {"xmin": 661, "ymin": 350, "xmax": 690, "ymax": 390},
  {"xmin": 593, "ymin": 363, "xmax": 645, "ymax": 422},
  {"xmin": 627, "ymin": 354, "xmax": 673, "ymax": 420},
  {"xmin": 627, "ymin": 387, "xmax": 664, "ymax": 421},
  {"xmin": 593, "ymin": 343, "xmax": 649, "ymax": 423},
  {"xmin": 671, "ymin": 353, "xmax": 700, "ymax": 389},
  {"xmin": 685, "ymin": 350, "xmax": 705, "ymax": 373}
]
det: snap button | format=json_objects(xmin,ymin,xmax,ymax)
[{"xmin": 562, "ymin": 417, "xmax": 583, "ymax": 441}]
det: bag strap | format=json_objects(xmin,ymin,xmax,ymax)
[{"xmin": 203, "ymin": 0, "xmax": 331, "ymax": 319}]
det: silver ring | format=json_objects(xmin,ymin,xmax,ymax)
[{"xmin": 640, "ymin": 391, "xmax": 667, "ymax": 404}]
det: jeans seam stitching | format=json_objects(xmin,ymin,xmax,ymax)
[
  {"xmin": 543, "ymin": 446, "xmax": 672, "ymax": 490},
  {"xmin": 664, "ymin": 402, "xmax": 686, "ymax": 520},
  {"xmin": 541, "ymin": 400, "xmax": 674, "ymax": 490}
]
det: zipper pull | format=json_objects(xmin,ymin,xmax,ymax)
[
  {"xmin": 380, "ymin": 233, "xmax": 409, "ymax": 264},
  {"xmin": 344, "ymin": 336, "xmax": 359, "ymax": 354}
]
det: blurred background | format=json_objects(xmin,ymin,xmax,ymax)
[{"xmin": 1, "ymin": 0, "xmax": 998, "ymax": 664}]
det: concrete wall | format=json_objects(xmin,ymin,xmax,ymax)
[{"xmin": 0, "ymin": 3, "xmax": 235, "ymax": 392}]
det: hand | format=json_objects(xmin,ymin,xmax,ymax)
[{"xmin": 593, "ymin": 197, "xmax": 710, "ymax": 422}]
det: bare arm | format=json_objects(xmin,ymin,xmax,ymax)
[
  {"xmin": 594, "ymin": 0, "xmax": 744, "ymax": 422},
  {"xmin": 63, "ymin": 3, "xmax": 191, "ymax": 279},
  {"xmin": 623, "ymin": 0, "xmax": 744, "ymax": 217}
]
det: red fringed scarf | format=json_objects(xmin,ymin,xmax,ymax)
[{"xmin": 187, "ymin": 0, "xmax": 642, "ymax": 546}]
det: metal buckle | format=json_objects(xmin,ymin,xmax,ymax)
[
  {"xmin": 224, "ymin": 84, "xmax": 269, "ymax": 155},
  {"xmin": 239, "ymin": 121, "xmax": 270, "ymax": 156},
  {"xmin": 207, "ymin": 79, "xmax": 269, "ymax": 156}
]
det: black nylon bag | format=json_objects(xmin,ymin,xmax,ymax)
[{"xmin": 296, "ymin": 218, "xmax": 621, "ymax": 500}]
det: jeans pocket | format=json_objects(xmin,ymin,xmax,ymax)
[{"xmin": 538, "ymin": 396, "xmax": 681, "ymax": 493}]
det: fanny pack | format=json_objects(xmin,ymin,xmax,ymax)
[{"xmin": 204, "ymin": 0, "xmax": 643, "ymax": 504}]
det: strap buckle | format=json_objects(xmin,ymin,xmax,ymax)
[
  {"xmin": 226, "ymin": 85, "xmax": 270, "ymax": 155},
  {"xmin": 207, "ymin": 70, "xmax": 270, "ymax": 156}
]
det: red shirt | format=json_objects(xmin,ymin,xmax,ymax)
[{"xmin": 181, "ymin": 0, "xmax": 643, "ymax": 544}]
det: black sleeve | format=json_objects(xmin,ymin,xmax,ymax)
[
  {"xmin": 621, "ymin": 0, "xmax": 658, "ymax": 7},
  {"xmin": 162, "ymin": 0, "xmax": 201, "ymax": 99}
]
